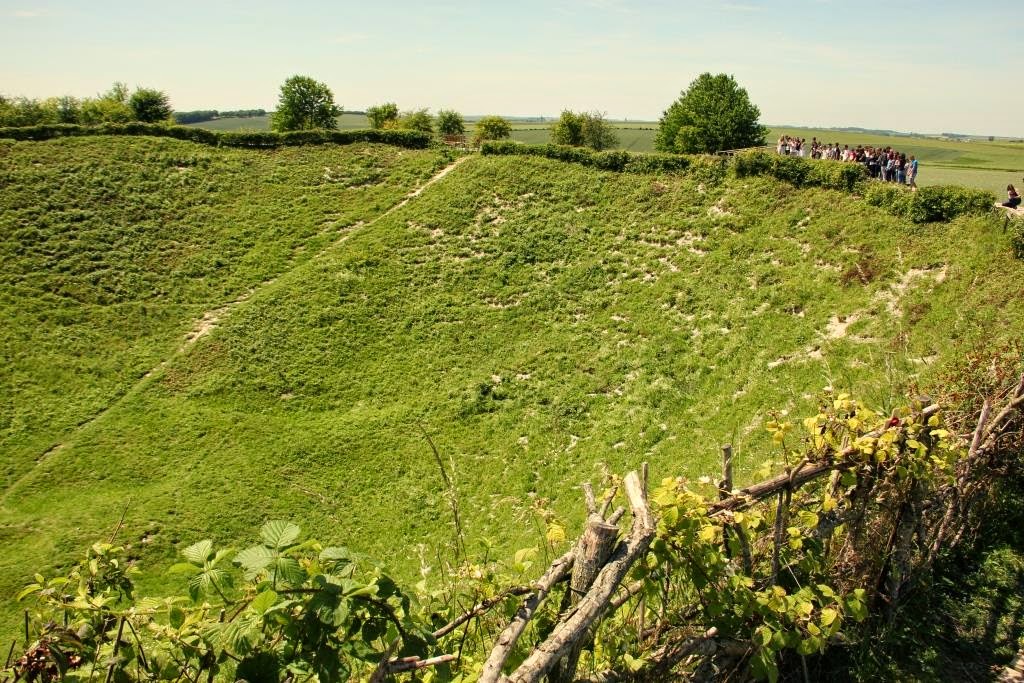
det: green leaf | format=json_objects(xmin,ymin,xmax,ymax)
[
  {"xmin": 750, "ymin": 648, "xmax": 779, "ymax": 683},
  {"xmin": 168, "ymin": 563, "xmax": 201, "ymax": 576},
  {"xmin": 820, "ymin": 607, "xmax": 838, "ymax": 626},
  {"xmin": 169, "ymin": 606, "xmax": 185, "ymax": 629},
  {"xmin": 261, "ymin": 521, "xmax": 301, "ymax": 550},
  {"xmin": 320, "ymin": 547, "xmax": 352, "ymax": 564},
  {"xmin": 249, "ymin": 589, "xmax": 278, "ymax": 615},
  {"xmin": 235, "ymin": 545, "xmax": 275, "ymax": 579},
  {"xmin": 182, "ymin": 539, "xmax": 214, "ymax": 565},
  {"xmin": 15, "ymin": 584, "xmax": 42, "ymax": 601},
  {"xmin": 273, "ymin": 557, "xmax": 306, "ymax": 585}
]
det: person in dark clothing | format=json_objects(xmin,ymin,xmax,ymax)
[{"xmin": 1004, "ymin": 184, "xmax": 1021, "ymax": 209}]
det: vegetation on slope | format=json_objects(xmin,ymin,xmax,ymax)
[
  {"xmin": 0, "ymin": 136, "xmax": 450, "ymax": 490},
  {"xmin": 1, "ymin": 137, "xmax": 1023, "ymax": 666}
]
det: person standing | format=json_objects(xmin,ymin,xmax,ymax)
[{"xmin": 907, "ymin": 156, "xmax": 919, "ymax": 190}]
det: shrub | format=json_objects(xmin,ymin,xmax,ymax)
[
  {"xmin": 0, "ymin": 123, "xmax": 431, "ymax": 150},
  {"xmin": 474, "ymin": 115, "xmax": 512, "ymax": 143},
  {"xmin": 551, "ymin": 110, "xmax": 584, "ymax": 146},
  {"xmin": 436, "ymin": 109, "xmax": 465, "ymax": 136},
  {"xmin": 366, "ymin": 102, "xmax": 399, "ymax": 129},
  {"xmin": 396, "ymin": 108, "xmax": 433, "ymax": 134},
  {"xmin": 129, "ymin": 88, "xmax": 172, "ymax": 123},
  {"xmin": 866, "ymin": 183, "xmax": 996, "ymax": 222},
  {"xmin": 551, "ymin": 110, "xmax": 618, "ymax": 150}
]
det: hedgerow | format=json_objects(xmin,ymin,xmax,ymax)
[
  {"xmin": 483, "ymin": 142, "xmax": 994, "ymax": 223},
  {"xmin": 864, "ymin": 182, "xmax": 996, "ymax": 223},
  {"xmin": 0, "ymin": 122, "xmax": 432, "ymax": 150}
]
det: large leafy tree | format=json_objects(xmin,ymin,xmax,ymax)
[
  {"xmin": 271, "ymin": 75, "xmax": 341, "ymax": 132},
  {"xmin": 129, "ymin": 88, "xmax": 172, "ymax": 123},
  {"xmin": 655, "ymin": 73, "xmax": 766, "ymax": 154}
]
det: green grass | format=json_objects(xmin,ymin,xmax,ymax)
[
  {"xmin": 0, "ymin": 136, "xmax": 450, "ymax": 490},
  {"xmin": 2, "ymin": 137, "xmax": 1024, "ymax": 647}
]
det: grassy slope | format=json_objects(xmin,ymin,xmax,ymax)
[
  {"xmin": 0, "ymin": 137, "xmax": 450, "ymax": 490},
  {"xmin": 2, "ymin": 143, "xmax": 1024, "ymax": 643}
]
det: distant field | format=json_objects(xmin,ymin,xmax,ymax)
[
  {"xmin": 185, "ymin": 116, "xmax": 1024, "ymax": 194},
  {"xmin": 184, "ymin": 112, "xmax": 369, "ymax": 131}
]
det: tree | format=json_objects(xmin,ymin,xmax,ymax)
[
  {"xmin": 366, "ymin": 102, "xmax": 398, "ymax": 129},
  {"xmin": 271, "ymin": 75, "xmax": 341, "ymax": 132},
  {"xmin": 473, "ymin": 115, "xmax": 512, "ymax": 144},
  {"xmin": 655, "ymin": 73, "xmax": 767, "ymax": 154},
  {"xmin": 551, "ymin": 110, "xmax": 584, "ymax": 146},
  {"xmin": 396, "ymin": 108, "xmax": 433, "ymax": 133},
  {"xmin": 552, "ymin": 110, "xmax": 618, "ymax": 150},
  {"xmin": 129, "ymin": 88, "xmax": 172, "ymax": 123},
  {"xmin": 79, "ymin": 83, "xmax": 134, "ymax": 124},
  {"xmin": 436, "ymin": 109, "xmax": 465, "ymax": 136}
]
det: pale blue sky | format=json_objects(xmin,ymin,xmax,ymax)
[{"xmin": 2, "ymin": 1, "xmax": 1021, "ymax": 136}]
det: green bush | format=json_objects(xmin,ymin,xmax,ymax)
[
  {"xmin": 0, "ymin": 123, "xmax": 431, "ymax": 150},
  {"xmin": 1009, "ymin": 221, "xmax": 1024, "ymax": 260},
  {"xmin": 481, "ymin": 141, "xmax": 712, "ymax": 176},
  {"xmin": 436, "ymin": 109, "xmax": 465, "ymax": 136},
  {"xmin": 733, "ymin": 151, "xmax": 866, "ymax": 192},
  {"xmin": 866, "ymin": 183, "xmax": 996, "ymax": 223},
  {"xmin": 473, "ymin": 115, "xmax": 512, "ymax": 143},
  {"xmin": 366, "ymin": 102, "xmax": 399, "ymax": 129}
]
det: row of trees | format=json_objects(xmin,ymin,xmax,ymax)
[
  {"xmin": 271, "ymin": 76, "xmax": 516, "ymax": 145},
  {"xmin": 268, "ymin": 73, "xmax": 759, "ymax": 155},
  {"xmin": 2, "ymin": 73, "xmax": 767, "ymax": 155},
  {"xmin": 0, "ymin": 83, "xmax": 172, "ymax": 127}
]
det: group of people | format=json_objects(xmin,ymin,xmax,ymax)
[{"xmin": 776, "ymin": 135, "xmax": 919, "ymax": 188}]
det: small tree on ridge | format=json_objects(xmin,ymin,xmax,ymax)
[
  {"xmin": 366, "ymin": 102, "xmax": 399, "ymax": 129},
  {"xmin": 436, "ymin": 109, "xmax": 465, "ymax": 136},
  {"xmin": 129, "ymin": 88, "xmax": 172, "ymax": 123},
  {"xmin": 271, "ymin": 75, "xmax": 341, "ymax": 132},
  {"xmin": 473, "ymin": 115, "xmax": 511, "ymax": 144}
]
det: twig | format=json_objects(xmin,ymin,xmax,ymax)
[
  {"xmin": 104, "ymin": 616, "xmax": 127, "ymax": 683},
  {"xmin": 505, "ymin": 472, "xmax": 655, "ymax": 683},
  {"xmin": 109, "ymin": 499, "xmax": 131, "ymax": 544},
  {"xmin": 433, "ymin": 586, "xmax": 534, "ymax": 639}
]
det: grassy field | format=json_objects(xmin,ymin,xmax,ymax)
[{"xmin": 2, "ymin": 136, "xmax": 1024, "ymax": 644}]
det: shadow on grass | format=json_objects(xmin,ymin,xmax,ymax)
[{"xmin": 805, "ymin": 469, "xmax": 1024, "ymax": 682}]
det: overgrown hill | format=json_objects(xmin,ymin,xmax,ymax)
[{"xmin": 1, "ymin": 136, "xmax": 1022, "ymax": 643}]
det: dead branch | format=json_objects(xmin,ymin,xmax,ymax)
[
  {"xmin": 478, "ymin": 550, "xmax": 575, "ymax": 683},
  {"xmin": 503, "ymin": 472, "xmax": 656, "ymax": 683}
]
